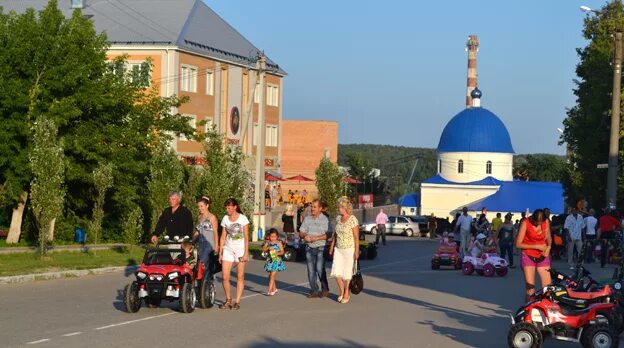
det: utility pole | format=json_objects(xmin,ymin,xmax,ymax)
[
  {"xmin": 607, "ymin": 31, "xmax": 622, "ymax": 208},
  {"xmin": 252, "ymin": 54, "xmax": 267, "ymax": 242}
]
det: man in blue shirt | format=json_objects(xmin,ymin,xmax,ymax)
[{"xmin": 299, "ymin": 199, "xmax": 329, "ymax": 298}]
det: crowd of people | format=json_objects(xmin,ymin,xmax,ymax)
[
  {"xmin": 264, "ymin": 184, "xmax": 311, "ymax": 209},
  {"xmin": 151, "ymin": 191, "xmax": 361, "ymax": 309}
]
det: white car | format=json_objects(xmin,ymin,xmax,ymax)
[
  {"xmin": 461, "ymin": 253, "xmax": 508, "ymax": 277},
  {"xmin": 359, "ymin": 215, "xmax": 421, "ymax": 237}
]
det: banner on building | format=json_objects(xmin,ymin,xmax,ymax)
[{"xmin": 358, "ymin": 194, "xmax": 373, "ymax": 209}]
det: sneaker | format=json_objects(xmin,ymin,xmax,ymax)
[
  {"xmin": 307, "ymin": 292, "xmax": 319, "ymax": 298},
  {"xmin": 320, "ymin": 290, "xmax": 329, "ymax": 298}
]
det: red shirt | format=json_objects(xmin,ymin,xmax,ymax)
[
  {"xmin": 522, "ymin": 220, "xmax": 549, "ymax": 258},
  {"xmin": 599, "ymin": 215, "xmax": 620, "ymax": 234}
]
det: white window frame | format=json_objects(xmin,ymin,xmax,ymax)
[
  {"xmin": 205, "ymin": 70, "xmax": 214, "ymax": 95},
  {"xmin": 204, "ymin": 116, "xmax": 214, "ymax": 133},
  {"xmin": 181, "ymin": 114, "xmax": 196, "ymax": 141},
  {"xmin": 254, "ymin": 82, "xmax": 261, "ymax": 103},
  {"xmin": 253, "ymin": 123, "xmax": 259, "ymax": 146},
  {"xmin": 266, "ymin": 124, "xmax": 278, "ymax": 147},
  {"xmin": 267, "ymin": 84, "xmax": 279, "ymax": 107},
  {"xmin": 180, "ymin": 64, "xmax": 197, "ymax": 93}
]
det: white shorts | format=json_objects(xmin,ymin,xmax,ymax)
[
  {"xmin": 331, "ymin": 247, "xmax": 355, "ymax": 281},
  {"xmin": 221, "ymin": 241, "xmax": 245, "ymax": 263}
]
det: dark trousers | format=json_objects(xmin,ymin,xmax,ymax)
[
  {"xmin": 585, "ymin": 235, "xmax": 596, "ymax": 263},
  {"xmin": 500, "ymin": 243, "xmax": 514, "ymax": 266},
  {"xmin": 306, "ymin": 246, "xmax": 328, "ymax": 293},
  {"xmin": 601, "ymin": 233, "xmax": 616, "ymax": 267},
  {"xmin": 375, "ymin": 224, "xmax": 387, "ymax": 245}
]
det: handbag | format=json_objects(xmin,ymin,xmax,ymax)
[
  {"xmin": 349, "ymin": 260, "xmax": 364, "ymax": 295},
  {"xmin": 208, "ymin": 250, "xmax": 222, "ymax": 274}
]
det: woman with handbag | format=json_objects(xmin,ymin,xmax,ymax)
[
  {"xmin": 515, "ymin": 209, "xmax": 552, "ymax": 302},
  {"xmin": 329, "ymin": 197, "xmax": 359, "ymax": 304},
  {"xmin": 195, "ymin": 196, "xmax": 220, "ymax": 276}
]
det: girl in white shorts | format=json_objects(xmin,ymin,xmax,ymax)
[{"xmin": 218, "ymin": 198, "xmax": 249, "ymax": 310}]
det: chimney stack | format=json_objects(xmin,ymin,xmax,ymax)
[{"xmin": 465, "ymin": 35, "xmax": 479, "ymax": 108}]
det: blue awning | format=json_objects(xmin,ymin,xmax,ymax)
[
  {"xmin": 466, "ymin": 181, "xmax": 564, "ymax": 214},
  {"xmin": 397, "ymin": 193, "xmax": 420, "ymax": 207}
]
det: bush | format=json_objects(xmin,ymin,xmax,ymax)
[{"xmin": 122, "ymin": 207, "xmax": 144, "ymax": 246}]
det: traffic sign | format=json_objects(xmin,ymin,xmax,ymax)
[{"xmin": 597, "ymin": 163, "xmax": 609, "ymax": 169}]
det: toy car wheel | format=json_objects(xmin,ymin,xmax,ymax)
[
  {"xmin": 283, "ymin": 247, "xmax": 296, "ymax": 262},
  {"xmin": 462, "ymin": 262, "xmax": 474, "ymax": 275},
  {"xmin": 483, "ymin": 264, "xmax": 495, "ymax": 277},
  {"xmin": 180, "ymin": 282, "xmax": 196, "ymax": 313},
  {"xmin": 198, "ymin": 277, "xmax": 215, "ymax": 309},
  {"xmin": 123, "ymin": 283, "xmax": 141, "ymax": 313},
  {"xmin": 496, "ymin": 267, "xmax": 508, "ymax": 277},
  {"xmin": 404, "ymin": 229, "xmax": 414, "ymax": 237},
  {"xmin": 370, "ymin": 227, "xmax": 378, "ymax": 236},
  {"xmin": 580, "ymin": 323, "xmax": 618, "ymax": 348},
  {"xmin": 507, "ymin": 322, "xmax": 542, "ymax": 348}
]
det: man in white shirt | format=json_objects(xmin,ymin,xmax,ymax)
[
  {"xmin": 583, "ymin": 209, "xmax": 598, "ymax": 263},
  {"xmin": 454, "ymin": 207, "xmax": 473, "ymax": 256},
  {"xmin": 564, "ymin": 207, "xmax": 585, "ymax": 269}
]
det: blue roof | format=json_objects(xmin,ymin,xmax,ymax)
[
  {"xmin": 422, "ymin": 175, "xmax": 502, "ymax": 186},
  {"xmin": 437, "ymin": 107, "xmax": 514, "ymax": 153},
  {"xmin": 467, "ymin": 181, "xmax": 564, "ymax": 214},
  {"xmin": 397, "ymin": 193, "xmax": 420, "ymax": 207}
]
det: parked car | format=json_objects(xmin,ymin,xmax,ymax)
[
  {"xmin": 406, "ymin": 216, "xmax": 430, "ymax": 237},
  {"xmin": 359, "ymin": 215, "xmax": 421, "ymax": 237}
]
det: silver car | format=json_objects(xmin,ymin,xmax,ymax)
[{"xmin": 359, "ymin": 215, "xmax": 421, "ymax": 237}]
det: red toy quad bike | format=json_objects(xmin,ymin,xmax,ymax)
[
  {"xmin": 508, "ymin": 284, "xmax": 619, "ymax": 348},
  {"xmin": 123, "ymin": 236, "xmax": 215, "ymax": 313},
  {"xmin": 431, "ymin": 244, "xmax": 461, "ymax": 270}
]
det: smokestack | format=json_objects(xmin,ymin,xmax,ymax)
[{"xmin": 465, "ymin": 35, "xmax": 479, "ymax": 108}]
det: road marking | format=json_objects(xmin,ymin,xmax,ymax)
[
  {"xmin": 61, "ymin": 332, "xmax": 83, "ymax": 337},
  {"xmin": 94, "ymin": 313, "xmax": 175, "ymax": 330},
  {"xmin": 27, "ymin": 339, "xmax": 50, "ymax": 345}
]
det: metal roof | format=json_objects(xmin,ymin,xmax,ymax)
[
  {"xmin": 422, "ymin": 175, "xmax": 502, "ymax": 186},
  {"xmin": 466, "ymin": 180, "xmax": 564, "ymax": 214},
  {"xmin": 0, "ymin": 0, "xmax": 285, "ymax": 74}
]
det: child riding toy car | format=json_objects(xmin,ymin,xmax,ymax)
[
  {"xmin": 432, "ymin": 233, "xmax": 461, "ymax": 270},
  {"xmin": 123, "ymin": 236, "xmax": 215, "ymax": 314}
]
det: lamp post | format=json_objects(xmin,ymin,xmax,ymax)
[{"xmin": 581, "ymin": 5, "xmax": 622, "ymax": 208}]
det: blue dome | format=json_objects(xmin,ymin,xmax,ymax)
[{"xmin": 437, "ymin": 107, "xmax": 514, "ymax": 153}]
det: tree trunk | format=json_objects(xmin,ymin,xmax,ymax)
[
  {"xmin": 6, "ymin": 191, "xmax": 28, "ymax": 244},
  {"xmin": 47, "ymin": 218, "xmax": 56, "ymax": 242}
]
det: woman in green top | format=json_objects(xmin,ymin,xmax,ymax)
[{"xmin": 329, "ymin": 197, "xmax": 360, "ymax": 304}]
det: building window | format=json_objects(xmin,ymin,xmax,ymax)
[
  {"xmin": 266, "ymin": 125, "xmax": 278, "ymax": 147},
  {"xmin": 254, "ymin": 82, "xmax": 261, "ymax": 103},
  {"xmin": 204, "ymin": 116, "xmax": 214, "ymax": 133},
  {"xmin": 180, "ymin": 65, "xmax": 197, "ymax": 92},
  {"xmin": 267, "ymin": 84, "xmax": 279, "ymax": 106},
  {"xmin": 181, "ymin": 115, "xmax": 196, "ymax": 141},
  {"xmin": 438, "ymin": 159, "xmax": 442, "ymax": 174},
  {"xmin": 486, "ymin": 160, "xmax": 492, "ymax": 174},
  {"xmin": 206, "ymin": 70, "xmax": 214, "ymax": 95},
  {"xmin": 458, "ymin": 160, "xmax": 464, "ymax": 174},
  {"xmin": 324, "ymin": 149, "xmax": 331, "ymax": 159}
]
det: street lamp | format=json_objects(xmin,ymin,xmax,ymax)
[{"xmin": 581, "ymin": 5, "xmax": 622, "ymax": 207}]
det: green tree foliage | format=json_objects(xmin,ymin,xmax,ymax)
[
  {"xmin": 29, "ymin": 116, "xmax": 64, "ymax": 255},
  {"xmin": 200, "ymin": 128, "xmax": 252, "ymax": 221},
  {"xmin": 562, "ymin": 1, "xmax": 624, "ymax": 208},
  {"xmin": 315, "ymin": 157, "xmax": 345, "ymax": 217},
  {"xmin": 513, "ymin": 154, "xmax": 569, "ymax": 183},
  {"xmin": 345, "ymin": 153, "xmax": 373, "ymax": 180},
  {"xmin": 147, "ymin": 143, "xmax": 185, "ymax": 231},
  {"xmin": 122, "ymin": 206, "xmax": 144, "ymax": 246},
  {"xmin": 89, "ymin": 163, "xmax": 113, "ymax": 246}
]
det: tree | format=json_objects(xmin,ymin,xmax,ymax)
[
  {"xmin": 29, "ymin": 116, "xmax": 64, "ymax": 255},
  {"xmin": 345, "ymin": 153, "xmax": 373, "ymax": 181},
  {"xmin": 315, "ymin": 157, "xmax": 345, "ymax": 217},
  {"xmin": 122, "ymin": 206, "xmax": 144, "ymax": 246},
  {"xmin": 561, "ymin": 1, "xmax": 624, "ymax": 208},
  {"xmin": 147, "ymin": 142, "xmax": 185, "ymax": 231},
  {"xmin": 513, "ymin": 155, "xmax": 569, "ymax": 182},
  {"xmin": 89, "ymin": 163, "xmax": 113, "ymax": 246}
]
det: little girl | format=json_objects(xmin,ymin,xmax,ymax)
[{"xmin": 262, "ymin": 228, "xmax": 286, "ymax": 296}]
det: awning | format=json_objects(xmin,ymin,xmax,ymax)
[
  {"xmin": 466, "ymin": 181, "xmax": 564, "ymax": 214},
  {"xmin": 397, "ymin": 193, "xmax": 420, "ymax": 207}
]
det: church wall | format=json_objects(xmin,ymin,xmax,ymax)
[
  {"xmin": 438, "ymin": 152, "xmax": 513, "ymax": 183},
  {"xmin": 420, "ymin": 184, "xmax": 499, "ymax": 219}
]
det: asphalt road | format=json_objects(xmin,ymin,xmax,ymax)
[{"xmin": 0, "ymin": 236, "xmax": 621, "ymax": 348}]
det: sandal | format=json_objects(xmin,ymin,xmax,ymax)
[
  {"xmin": 219, "ymin": 299, "xmax": 232, "ymax": 310},
  {"xmin": 232, "ymin": 302, "xmax": 240, "ymax": 310}
]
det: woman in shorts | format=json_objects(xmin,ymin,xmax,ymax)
[
  {"xmin": 515, "ymin": 209, "xmax": 551, "ymax": 302},
  {"xmin": 218, "ymin": 198, "xmax": 249, "ymax": 310}
]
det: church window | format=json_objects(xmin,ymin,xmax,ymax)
[
  {"xmin": 458, "ymin": 160, "xmax": 464, "ymax": 174},
  {"xmin": 486, "ymin": 161, "xmax": 492, "ymax": 174},
  {"xmin": 438, "ymin": 159, "xmax": 442, "ymax": 174}
]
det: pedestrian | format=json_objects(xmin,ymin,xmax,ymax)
[
  {"xmin": 428, "ymin": 214, "xmax": 438, "ymax": 239},
  {"xmin": 329, "ymin": 197, "xmax": 359, "ymax": 304},
  {"xmin": 499, "ymin": 213, "xmax": 515, "ymax": 268},
  {"xmin": 150, "ymin": 191, "xmax": 194, "ymax": 244},
  {"xmin": 454, "ymin": 207, "xmax": 473, "ymax": 256},
  {"xmin": 584, "ymin": 209, "xmax": 598, "ymax": 263},
  {"xmin": 564, "ymin": 207, "xmax": 585, "ymax": 269},
  {"xmin": 271, "ymin": 185, "xmax": 278, "ymax": 209},
  {"xmin": 299, "ymin": 199, "xmax": 330, "ymax": 298},
  {"xmin": 515, "ymin": 209, "xmax": 552, "ymax": 302},
  {"xmin": 491, "ymin": 212, "xmax": 503, "ymax": 239},
  {"xmin": 218, "ymin": 198, "xmax": 250, "ymax": 310},
  {"xmin": 375, "ymin": 208, "xmax": 389, "ymax": 246},
  {"xmin": 598, "ymin": 208, "xmax": 622, "ymax": 268},
  {"xmin": 282, "ymin": 204, "xmax": 295, "ymax": 240},
  {"xmin": 451, "ymin": 212, "xmax": 461, "ymax": 249},
  {"xmin": 262, "ymin": 228, "xmax": 285, "ymax": 296},
  {"xmin": 194, "ymin": 196, "xmax": 219, "ymax": 274},
  {"xmin": 277, "ymin": 184, "xmax": 283, "ymax": 205},
  {"xmin": 473, "ymin": 210, "xmax": 489, "ymax": 235}
]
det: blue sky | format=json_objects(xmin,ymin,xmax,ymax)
[{"xmin": 207, "ymin": 0, "xmax": 600, "ymax": 155}]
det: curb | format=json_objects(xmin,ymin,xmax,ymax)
[
  {"xmin": 0, "ymin": 265, "xmax": 139, "ymax": 285},
  {"xmin": 0, "ymin": 244, "xmax": 129, "ymax": 255}
]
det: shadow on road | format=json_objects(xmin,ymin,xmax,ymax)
[{"xmin": 241, "ymin": 336, "xmax": 383, "ymax": 348}]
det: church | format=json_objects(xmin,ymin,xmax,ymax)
[{"xmin": 399, "ymin": 36, "xmax": 564, "ymax": 218}]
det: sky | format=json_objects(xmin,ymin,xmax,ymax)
[{"xmin": 206, "ymin": 0, "xmax": 601, "ymax": 155}]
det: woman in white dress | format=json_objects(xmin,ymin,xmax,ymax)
[{"xmin": 329, "ymin": 197, "xmax": 360, "ymax": 304}]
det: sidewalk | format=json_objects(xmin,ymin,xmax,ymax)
[{"xmin": 0, "ymin": 243, "xmax": 128, "ymax": 255}]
